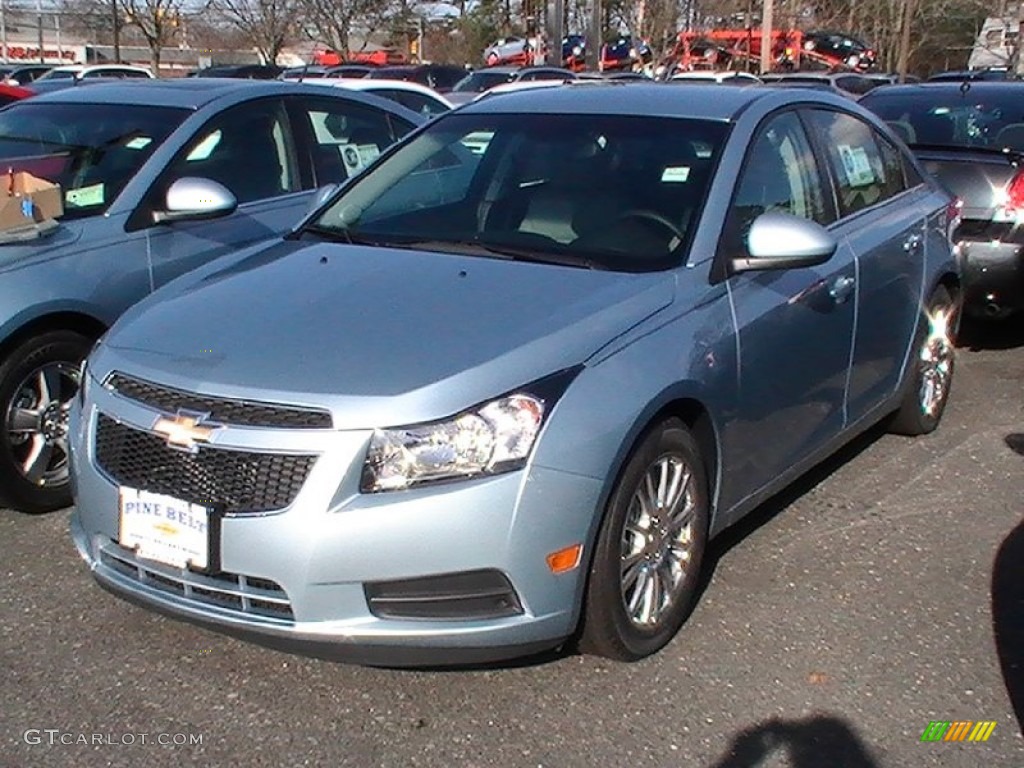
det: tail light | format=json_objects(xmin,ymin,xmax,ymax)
[{"xmin": 1005, "ymin": 168, "xmax": 1024, "ymax": 214}]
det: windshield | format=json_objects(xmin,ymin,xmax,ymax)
[
  {"xmin": 40, "ymin": 69, "xmax": 76, "ymax": 80},
  {"xmin": 307, "ymin": 112, "xmax": 727, "ymax": 272},
  {"xmin": 0, "ymin": 102, "xmax": 189, "ymax": 220},
  {"xmin": 452, "ymin": 71, "xmax": 516, "ymax": 93},
  {"xmin": 862, "ymin": 89, "xmax": 1024, "ymax": 151}
]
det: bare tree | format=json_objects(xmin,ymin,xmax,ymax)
[
  {"xmin": 293, "ymin": 0, "xmax": 390, "ymax": 55},
  {"xmin": 208, "ymin": 0, "xmax": 298, "ymax": 64},
  {"xmin": 121, "ymin": 0, "xmax": 185, "ymax": 72}
]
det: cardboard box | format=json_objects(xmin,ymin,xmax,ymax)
[{"xmin": 0, "ymin": 170, "xmax": 63, "ymax": 232}]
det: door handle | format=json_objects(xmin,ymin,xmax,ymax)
[
  {"xmin": 829, "ymin": 275, "xmax": 856, "ymax": 303},
  {"xmin": 903, "ymin": 233, "xmax": 923, "ymax": 252}
]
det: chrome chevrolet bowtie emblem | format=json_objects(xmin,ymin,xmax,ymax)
[{"xmin": 152, "ymin": 411, "xmax": 222, "ymax": 452}]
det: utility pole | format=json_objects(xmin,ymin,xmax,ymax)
[
  {"xmin": 1, "ymin": 0, "xmax": 6, "ymax": 64},
  {"xmin": 112, "ymin": 0, "xmax": 120, "ymax": 63},
  {"xmin": 36, "ymin": 0, "xmax": 44, "ymax": 62},
  {"xmin": 546, "ymin": 0, "xmax": 564, "ymax": 67},
  {"xmin": 585, "ymin": 0, "xmax": 600, "ymax": 71},
  {"xmin": 1017, "ymin": 1, "xmax": 1024, "ymax": 77},
  {"xmin": 759, "ymin": 0, "xmax": 773, "ymax": 74}
]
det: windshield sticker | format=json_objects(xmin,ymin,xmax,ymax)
[
  {"xmin": 838, "ymin": 144, "xmax": 875, "ymax": 187},
  {"xmin": 187, "ymin": 130, "xmax": 222, "ymax": 162},
  {"xmin": 357, "ymin": 144, "xmax": 380, "ymax": 165},
  {"xmin": 662, "ymin": 166, "xmax": 691, "ymax": 183},
  {"xmin": 125, "ymin": 136, "xmax": 153, "ymax": 150},
  {"xmin": 339, "ymin": 143, "xmax": 364, "ymax": 175},
  {"xmin": 65, "ymin": 183, "xmax": 105, "ymax": 208}
]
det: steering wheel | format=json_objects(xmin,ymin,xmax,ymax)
[{"xmin": 613, "ymin": 209, "xmax": 685, "ymax": 246}]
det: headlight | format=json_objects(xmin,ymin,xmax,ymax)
[{"xmin": 360, "ymin": 368, "xmax": 581, "ymax": 493}]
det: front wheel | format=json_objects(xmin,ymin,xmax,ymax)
[
  {"xmin": 0, "ymin": 331, "xmax": 92, "ymax": 513},
  {"xmin": 888, "ymin": 286, "xmax": 957, "ymax": 436},
  {"xmin": 577, "ymin": 418, "xmax": 710, "ymax": 661}
]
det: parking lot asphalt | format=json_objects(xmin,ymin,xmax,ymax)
[{"xmin": 2, "ymin": 319, "xmax": 1022, "ymax": 768}]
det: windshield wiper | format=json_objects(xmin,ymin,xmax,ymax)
[
  {"xmin": 371, "ymin": 237, "xmax": 602, "ymax": 269},
  {"xmin": 296, "ymin": 223, "xmax": 386, "ymax": 246}
]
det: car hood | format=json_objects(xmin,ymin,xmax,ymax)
[
  {"xmin": 94, "ymin": 240, "xmax": 674, "ymax": 429},
  {"xmin": 0, "ymin": 221, "xmax": 83, "ymax": 271}
]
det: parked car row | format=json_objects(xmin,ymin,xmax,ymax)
[{"xmin": 0, "ymin": 74, "xmax": 1008, "ymax": 669}]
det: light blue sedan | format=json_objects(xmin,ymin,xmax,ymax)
[
  {"xmin": 0, "ymin": 79, "xmax": 422, "ymax": 512},
  {"xmin": 70, "ymin": 84, "xmax": 960, "ymax": 664}
]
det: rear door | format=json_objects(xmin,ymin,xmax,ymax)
[{"xmin": 804, "ymin": 108, "xmax": 928, "ymax": 424}]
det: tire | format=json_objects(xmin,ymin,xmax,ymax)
[
  {"xmin": 0, "ymin": 331, "xmax": 92, "ymax": 513},
  {"xmin": 577, "ymin": 418, "xmax": 710, "ymax": 661},
  {"xmin": 888, "ymin": 286, "xmax": 957, "ymax": 436}
]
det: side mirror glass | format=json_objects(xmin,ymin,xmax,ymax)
[
  {"xmin": 153, "ymin": 177, "xmax": 237, "ymax": 224},
  {"xmin": 731, "ymin": 211, "xmax": 838, "ymax": 273}
]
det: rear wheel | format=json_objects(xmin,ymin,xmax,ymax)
[
  {"xmin": 578, "ymin": 418, "xmax": 709, "ymax": 661},
  {"xmin": 888, "ymin": 286, "xmax": 957, "ymax": 436},
  {"xmin": 0, "ymin": 331, "xmax": 91, "ymax": 512}
]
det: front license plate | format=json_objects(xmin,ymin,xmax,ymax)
[{"xmin": 118, "ymin": 487, "xmax": 213, "ymax": 571}]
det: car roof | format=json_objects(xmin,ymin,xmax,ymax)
[
  {"xmin": 862, "ymin": 81, "xmax": 1024, "ymax": 97},
  {"xmin": 20, "ymin": 78, "xmax": 399, "ymax": 110},
  {"xmin": 476, "ymin": 66, "xmax": 520, "ymax": 74},
  {"xmin": 305, "ymin": 78, "xmax": 454, "ymax": 104},
  {"xmin": 461, "ymin": 82, "xmax": 811, "ymax": 120}
]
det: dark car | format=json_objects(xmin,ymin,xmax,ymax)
[
  {"xmin": 861, "ymin": 81, "xmax": 1024, "ymax": 318},
  {"xmin": 367, "ymin": 64, "xmax": 469, "ymax": 92},
  {"xmin": 802, "ymin": 30, "xmax": 877, "ymax": 71},
  {"xmin": 448, "ymin": 66, "xmax": 578, "ymax": 104},
  {"xmin": 0, "ymin": 64, "xmax": 54, "ymax": 86},
  {"xmin": 927, "ymin": 68, "xmax": 1020, "ymax": 83},
  {"xmin": 193, "ymin": 64, "xmax": 284, "ymax": 79}
]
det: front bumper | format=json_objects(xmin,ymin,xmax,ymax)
[
  {"xmin": 959, "ymin": 239, "xmax": 1024, "ymax": 318},
  {"xmin": 69, "ymin": 379, "xmax": 604, "ymax": 666}
]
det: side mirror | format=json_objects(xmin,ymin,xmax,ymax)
[
  {"xmin": 153, "ymin": 177, "xmax": 237, "ymax": 224},
  {"xmin": 730, "ymin": 211, "xmax": 838, "ymax": 274}
]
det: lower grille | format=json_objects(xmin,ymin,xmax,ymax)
[
  {"xmin": 365, "ymin": 569, "xmax": 524, "ymax": 621},
  {"xmin": 94, "ymin": 414, "xmax": 316, "ymax": 515},
  {"xmin": 99, "ymin": 540, "xmax": 293, "ymax": 620}
]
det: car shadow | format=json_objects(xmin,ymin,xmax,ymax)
[
  {"xmin": 958, "ymin": 315, "xmax": 1024, "ymax": 351},
  {"xmin": 693, "ymin": 422, "xmax": 887, "ymax": 607},
  {"xmin": 992, "ymin": 439, "xmax": 1024, "ymax": 733},
  {"xmin": 707, "ymin": 714, "xmax": 879, "ymax": 767}
]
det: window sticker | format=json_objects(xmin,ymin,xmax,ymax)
[
  {"xmin": 661, "ymin": 166, "xmax": 691, "ymax": 183},
  {"xmin": 357, "ymin": 144, "xmax": 380, "ymax": 166},
  {"xmin": 65, "ymin": 183, "xmax": 105, "ymax": 207},
  {"xmin": 339, "ymin": 143, "xmax": 364, "ymax": 175},
  {"xmin": 838, "ymin": 144, "xmax": 875, "ymax": 187},
  {"xmin": 125, "ymin": 136, "xmax": 153, "ymax": 150},
  {"xmin": 186, "ymin": 130, "xmax": 222, "ymax": 161}
]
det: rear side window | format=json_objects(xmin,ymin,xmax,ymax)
[{"xmin": 806, "ymin": 110, "xmax": 907, "ymax": 217}]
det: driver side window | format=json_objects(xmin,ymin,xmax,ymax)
[
  {"xmin": 721, "ymin": 111, "xmax": 830, "ymax": 259},
  {"xmin": 163, "ymin": 99, "xmax": 298, "ymax": 205}
]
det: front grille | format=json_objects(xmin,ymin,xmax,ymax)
[
  {"xmin": 99, "ymin": 540, "xmax": 294, "ymax": 620},
  {"xmin": 95, "ymin": 414, "xmax": 316, "ymax": 514},
  {"xmin": 105, "ymin": 373, "xmax": 333, "ymax": 429}
]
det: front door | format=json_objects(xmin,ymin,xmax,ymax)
[{"xmin": 718, "ymin": 110, "xmax": 856, "ymax": 508}]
